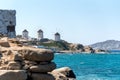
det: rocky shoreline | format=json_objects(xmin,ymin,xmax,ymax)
[
  {"xmin": 22, "ymin": 39, "xmax": 106, "ymax": 53},
  {"xmin": 58, "ymin": 50, "xmax": 108, "ymax": 54},
  {"xmin": 58, "ymin": 51, "xmax": 107, "ymax": 54},
  {"xmin": 0, "ymin": 37, "xmax": 76, "ymax": 80}
]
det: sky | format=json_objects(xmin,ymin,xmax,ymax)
[{"xmin": 0, "ymin": 0, "xmax": 120, "ymax": 45}]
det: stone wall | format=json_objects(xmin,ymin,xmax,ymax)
[
  {"xmin": 0, "ymin": 37, "xmax": 76, "ymax": 80},
  {"xmin": 0, "ymin": 10, "xmax": 16, "ymax": 38}
]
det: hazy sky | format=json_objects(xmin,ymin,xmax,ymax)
[{"xmin": 0, "ymin": 0, "xmax": 120, "ymax": 45}]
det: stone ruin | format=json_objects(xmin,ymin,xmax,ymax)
[
  {"xmin": 0, "ymin": 10, "xmax": 16, "ymax": 38},
  {"xmin": 0, "ymin": 37, "xmax": 76, "ymax": 80}
]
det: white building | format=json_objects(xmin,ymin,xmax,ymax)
[
  {"xmin": 55, "ymin": 32, "xmax": 61, "ymax": 41},
  {"xmin": 0, "ymin": 10, "xmax": 16, "ymax": 38},
  {"xmin": 37, "ymin": 29, "xmax": 43, "ymax": 40},
  {"xmin": 22, "ymin": 29, "xmax": 29, "ymax": 40}
]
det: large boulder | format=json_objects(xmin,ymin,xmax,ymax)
[
  {"xmin": 0, "ymin": 70, "xmax": 27, "ymax": 80},
  {"xmin": 0, "ymin": 41, "xmax": 10, "ymax": 47},
  {"xmin": 83, "ymin": 46, "xmax": 94, "ymax": 53},
  {"xmin": 31, "ymin": 73, "xmax": 55, "ymax": 80},
  {"xmin": 94, "ymin": 49, "xmax": 106, "ymax": 53},
  {"xmin": 8, "ymin": 38, "xmax": 23, "ymax": 47},
  {"xmin": 29, "ymin": 62, "xmax": 56, "ymax": 73},
  {"xmin": 0, "ymin": 38, "xmax": 22, "ymax": 47},
  {"xmin": 0, "ymin": 61, "xmax": 21, "ymax": 70},
  {"xmin": 51, "ymin": 67, "xmax": 76, "ymax": 80},
  {"xmin": 69, "ymin": 43, "xmax": 84, "ymax": 51},
  {"xmin": 1, "ymin": 50, "xmax": 23, "ymax": 62},
  {"xmin": 17, "ymin": 47, "xmax": 54, "ymax": 61},
  {"xmin": 7, "ymin": 61, "xmax": 21, "ymax": 70},
  {"xmin": 1, "ymin": 46, "xmax": 54, "ymax": 61}
]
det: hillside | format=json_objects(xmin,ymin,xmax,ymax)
[
  {"xmin": 37, "ymin": 40, "xmax": 70, "ymax": 51},
  {"xmin": 26, "ymin": 39, "xmax": 105, "ymax": 53},
  {"xmin": 90, "ymin": 40, "xmax": 120, "ymax": 50}
]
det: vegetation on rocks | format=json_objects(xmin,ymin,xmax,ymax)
[{"xmin": 25, "ymin": 39, "xmax": 105, "ymax": 53}]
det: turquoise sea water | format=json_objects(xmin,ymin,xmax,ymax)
[{"xmin": 53, "ymin": 53, "xmax": 120, "ymax": 80}]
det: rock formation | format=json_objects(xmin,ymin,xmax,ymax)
[
  {"xmin": 50, "ymin": 67, "xmax": 76, "ymax": 80},
  {"xmin": 0, "ymin": 37, "xmax": 76, "ymax": 80},
  {"xmin": 83, "ymin": 46, "xmax": 94, "ymax": 53},
  {"xmin": 69, "ymin": 44, "xmax": 84, "ymax": 51}
]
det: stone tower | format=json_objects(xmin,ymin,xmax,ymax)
[
  {"xmin": 0, "ymin": 10, "xmax": 16, "ymax": 38},
  {"xmin": 37, "ymin": 29, "xmax": 43, "ymax": 40},
  {"xmin": 55, "ymin": 32, "xmax": 61, "ymax": 41},
  {"xmin": 22, "ymin": 29, "xmax": 29, "ymax": 40}
]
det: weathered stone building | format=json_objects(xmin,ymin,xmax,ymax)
[{"xmin": 0, "ymin": 10, "xmax": 16, "ymax": 38}]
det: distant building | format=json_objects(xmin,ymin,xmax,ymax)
[
  {"xmin": 55, "ymin": 32, "xmax": 61, "ymax": 41},
  {"xmin": 37, "ymin": 29, "xmax": 43, "ymax": 40},
  {"xmin": 22, "ymin": 29, "xmax": 29, "ymax": 40},
  {"xmin": 0, "ymin": 10, "xmax": 16, "ymax": 38}
]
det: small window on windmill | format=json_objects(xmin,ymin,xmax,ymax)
[{"xmin": 7, "ymin": 21, "xmax": 15, "ymax": 32}]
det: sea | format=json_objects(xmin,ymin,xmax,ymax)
[{"xmin": 53, "ymin": 52, "xmax": 120, "ymax": 80}]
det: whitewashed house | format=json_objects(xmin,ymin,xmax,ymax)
[
  {"xmin": 55, "ymin": 32, "xmax": 61, "ymax": 41},
  {"xmin": 22, "ymin": 29, "xmax": 29, "ymax": 40},
  {"xmin": 37, "ymin": 29, "xmax": 43, "ymax": 40}
]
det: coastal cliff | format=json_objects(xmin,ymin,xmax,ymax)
[{"xmin": 0, "ymin": 37, "xmax": 76, "ymax": 80}]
